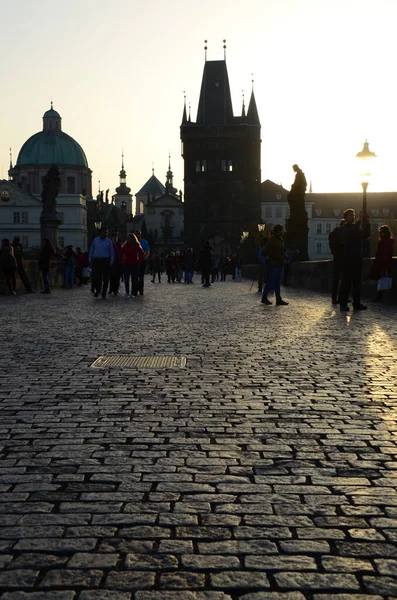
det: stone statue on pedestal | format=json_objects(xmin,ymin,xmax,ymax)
[
  {"xmin": 40, "ymin": 165, "xmax": 61, "ymax": 249},
  {"xmin": 286, "ymin": 164, "xmax": 309, "ymax": 261}
]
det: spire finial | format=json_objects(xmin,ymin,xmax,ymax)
[
  {"xmin": 98, "ymin": 179, "xmax": 101, "ymax": 193},
  {"xmin": 251, "ymin": 74, "xmax": 254, "ymax": 92},
  {"xmin": 223, "ymin": 39, "xmax": 227, "ymax": 60},
  {"xmin": 188, "ymin": 102, "xmax": 191, "ymax": 122},
  {"xmin": 152, "ymin": 161, "xmax": 154, "ymax": 176},
  {"xmin": 241, "ymin": 90, "xmax": 246, "ymax": 118},
  {"xmin": 51, "ymin": 98, "xmax": 53, "ymax": 109},
  {"xmin": 9, "ymin": 147, "xmax": 13, "ymax": 169},
  {"xmin": 168, "ymin": 150, "xmax": 171, "ymax": 171},
  {"xmin": 204, "ymin": 40, "xmax": 208, "ymax": 61},
  {"xmin": 121, "ymin": 148, "xmax": 124, "ymax": 169}
]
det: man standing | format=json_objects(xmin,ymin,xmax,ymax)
[
  {"xmin": 338, "ymin": 209, "xmax": 370, "ymax": 311},
  {"xmin": 89, "ymin": 227, "xmax": 115, "ymax": 299},
  {"xmin": 12, "ymin": 237, "xmax": 34, "ymax": 293},
  {"xmin": 256, "ymin": 239, "xmax": 267, "ymax": 293},
  {"xmin": 200, "ymin": 241, "xmax": 213, "ymax": 287},
  {"xmin": 135, "ymin": 229, "xmax": 150, "ymax": 295}
]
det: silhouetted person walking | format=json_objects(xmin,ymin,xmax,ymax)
[
  {"xmin": 39, "ymin": 238, "xmax": 55, "ymax": 294},
  {"xmin": 89, "ymin": 227, "xmax": 115, "ymax": 299},
  {"xmin": 200, "ymin": 241, "xmax": 213, "ymax": 287},
  {"xmin": 328, "ymin": 220, "xmax": 345, "ymax": 305},
  {"xmin": 261, "ymin": 225, "xmax": 288, "ymax": 306},
  {"xmin": 12, "ymin": 237, "xmax": 33, "ymax": 293},
  {"xmin": 1, "ymin": 239, "xmax": 17, "ymax": 295}
]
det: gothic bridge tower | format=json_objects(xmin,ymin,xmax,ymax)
[{"xmin": 181, "ymin": 48, "xmax": 261, "ymax": 252}]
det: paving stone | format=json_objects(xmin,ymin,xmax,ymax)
[
  {"xmin": 210, "ymin": 571, "xmax": 270, "ymax": 589},
  {"xmin": 363, "ymin": 576, "xmax": 397, "ymax": 595},
  {"xmin": 245, "ymin": 555, "xmax": 316, "ymax": 570},
  {"xmin": 105, "ymin": 571, "xmax": 155, "ymax": 589},
  {"xmin": 159, "ymin": 572, "xmax": 205, "ymax": 589},
  {"xmin": 274, "ymin": 572, "xmax": 360, "ymax": 590},
  {"xmin": 68, "ymin": 553, "xmax": 119, "ymax": 568},
  {"xmin": 135, "ymin": 593, "xmax": 232, "ymax": 600},
  {"xmin": 0, "ymin": 593, "xmax": 75, "ymax": 600},
  {"xmin": 78, "ymin": 592, "xmax": 131, "ymax": 600},
  {"xmin": 182, "ymin": 555, "xmax": 241, "ymax": 569},
  {"xmin": 40, "ymin": 569, "xmax": 103, "ymax": 587},
  {"xmin": 125, "ymin": 553, "xmax": 178, "ymax": 570},
  {"xmin": 0, "ymin": 570, "xmax": 38, "ymax": 588}
]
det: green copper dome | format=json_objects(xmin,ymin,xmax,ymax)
[
  {"xmin": 16, "ymin": 130, "xmax": 88, "ymax": 168},
  {"xmin": 15, "ymin": 106, "xmax": 88, "ymax": 168}
]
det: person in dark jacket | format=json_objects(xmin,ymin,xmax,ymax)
[
  {"xmin": 184, "ymin": 248, "xmax": 195, "ymax": 284},
  {"xmin": 261, "ymin": 225, "xmax": 288, "ymax": 306},
  {"xmin": 39, "ymin": 238, "xmax": 55, "ymax": 294},
  {"xmin": 200, "ymin": 241, "xmax": 213, "ymax": 287},
  {"xmin": 338, "ymin": 208, "xmax": 370, "ymax": 311},
  {"xmin": 328, "ymin": 220, "xmax": 345, "ymax": 305},
  {"xmin": 12, "ymin": 237, "xmax": 33, "ymax": 293},
  {"xmin": 369, "ymin": 225, "xmax": 394, "ymax": 302},
  {"xmin": 0, "ymin": 239, "xmax": 17, "ymax": 295},
  {"xmin": 63, "ymin": 245, "xmax": 77, "ymax": 288},
  {"xmin": 151, "ymin": 254, "xmax": 162, "ymax": 283}
]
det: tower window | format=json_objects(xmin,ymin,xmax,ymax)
[
  {"xmin": 196, "ymin": 160, "xmax": 207, "ymax": 172},
  {"xmin": 21, "ymin": 212, "xmax": 28, "ymax": 224},
  {"xmin": 13, "ymin": 212, "xmax": 20, "ymax": 224},
  {"xmin": 67, "ymin": 177, "xmax": 76, "ymax": 194},
  {"xmin": 316, "ymin": 242, "xmax": 322, "ymax": 254},
  {"xmin": 316, "ymin": 223, "xmax": 322, "ymax": 234},
  {"xmin": 326, "ymin": 223, "xmax": 331, "ymax": 234}
]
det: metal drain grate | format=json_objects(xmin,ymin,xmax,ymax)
[{"xmin": 91, "ymin": 355, "xmax": 187, "ymax": 370}]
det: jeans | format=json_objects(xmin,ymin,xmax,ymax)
[
  {"xmin": 185, "ymin": 270, "xmax": 193, "ymax": 283},
  {"xmin": 41, "ymin": 271, "xmax": 50, "ymax": 292},
  {"xmin": 92, "ymin": 258, "xmax": 110, "ymax": 296},
  {"xmin": 235, "ymin": 267, "xmax": 242, "ymax": 281},
  {"xmin": 339, "ymin": 257, "xmax": 362, "ymax": 306},
  {"xmin": 152, "ymin": 270, "xmax": 161, "ymax": 283},
  {"xmin": 262, "ymin": 264, "xmax": 283, "ymax": 300},
  {"xmin": 109, "ymin": 262, "xmax": 121, "ymax": 294},
  {"xmin": 202, "ymin": 268, "xmax": 211, "ymax": 286},
  {"xmin": 63, "ymin": 265, "xmax": 75, "ymax": 288},
  {"xmin": 124, "ymin": 264, "xmax": 139, "ymax": 295}
]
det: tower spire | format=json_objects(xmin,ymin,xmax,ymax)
[
  {"xmin": 223, "ymin": 39, "xmax": 227, "ymax": 60},
  {"xmin": 204, "ymin": 39, "xmax": 208, "ymax": 61},
  {"xmin": 241, "ymin": 91, "xmax": 246, "ymax": 118},
  {"xmin": 9, "ymin": 148, "xmax": 13, "ymax": 169},
  {"xmin": 182, "ymin": 91, "xmax": 188, "ymax": 124},
  {"xmin": 247, "ymin": 75, "xmax": 260, "ymax": 125},
  {"xmin": 188, "ymin": 102, "xmax": 191, "ymax": 122}
]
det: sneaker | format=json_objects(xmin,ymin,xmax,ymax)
[
  {"xmin": 340, "ymin": 305, "xmax": 349, "ymax": 311},
  {"xmin": 276, "ymin": 299, "xmax": 289, "ymax": 306},
  {"xmin": 124, "ymin": 292, "xmax": 129, "ymax": 298},
  {"xmin": 353, "ymin": 303, "xmax": 367, "ymax": 311},
  {"xmin": 261, "ymin": 297, "xmax": 272, "ymax": 305},
  {"xmin": 129, "ymin": 294, "xmax": 135, "ymax": 299}
]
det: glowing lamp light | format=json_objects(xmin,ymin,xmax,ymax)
[
  {"xmin": 257, "ymin": 223, "xmax": 266, "ymax": 233},
  {"xmin": 356, "ymin": 140, "xmax": 377, "ymax": 186}
]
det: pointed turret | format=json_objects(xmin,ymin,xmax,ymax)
[
  {"xmin": 241, "ymin": 92, "xmax": 246, "ymax": 119},
  {"xmin": 182, "ymin": 94, "xmax": 188, "ymax": 125},
  {"xmin": 247, "ymin": 90, "xmax": 260, "ymax": 125},
  {"xmin": 196, "ymin": 60, "xmax": 234, "ymax": 125}
]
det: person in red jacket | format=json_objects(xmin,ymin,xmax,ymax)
[
  {"xmin": 369, "ymin": 225, "xmax": 394, "ymax": 302},
  {"xmin": 120, "ymin": 234, "xmax": 144, "ymax": 298}
]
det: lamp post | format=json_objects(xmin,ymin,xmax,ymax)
[
  {"xmin": 356, "ymin": 140, "xmax": 376, "ymax": 214},
  {"xmin": 257, "ymin": 222, "xmax": 266, "ymax": 235}
]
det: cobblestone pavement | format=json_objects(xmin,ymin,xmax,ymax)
[{"xmin": 1, "ymin": 279, "xmax": 397, "ymax": 600}]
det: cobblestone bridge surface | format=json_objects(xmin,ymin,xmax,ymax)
[{"xmin": 1, "ymin": 280, "xmax": 397, "ymax": 600}]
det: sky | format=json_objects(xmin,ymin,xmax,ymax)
[{"xmin": 1, "ymin": 0, "xmax": 396, "ymax": 197}]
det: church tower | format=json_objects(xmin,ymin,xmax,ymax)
[
  {"xmin": 113, "ymin": 153, "xmax": 133, "ymax": 214},
  {"xmin": 180, "ymin": 50, "xmax": 261, "ymax": 251}
]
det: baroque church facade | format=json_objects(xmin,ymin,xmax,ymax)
[
  {"xmin": 181, "ymin": 57, "xmax": 261, "ymax": 253},
  {"xmin": 0, "ymin": 105, "xmax": 92, "ymax": 250}
]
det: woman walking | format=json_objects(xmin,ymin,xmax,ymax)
[
  {"xmin": 261, "ymin": 225, "xmax": 289, "ymax": 306},
  {"xmin": 39, "ymin": 238, "xmax": 55, "ymax": 294},
  {"xmin": 370, "ymin": 225, "xmax": 394, "ymax": 302},
  {"xmin": 120, "ymin": 233, "xmax": 144, "ymax": 298},
  {"xmin": 0, "ymin": 239, "xmax": 17, "ymax": 295}
]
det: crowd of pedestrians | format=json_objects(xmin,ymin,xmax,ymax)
[{"xmin": 1, "ymin": 209, "xmax": 395, "ymax": 311}]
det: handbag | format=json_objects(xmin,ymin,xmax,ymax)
[{"xmin": 377, "ymin": 270, "xmax": 392, "ymax": 291}]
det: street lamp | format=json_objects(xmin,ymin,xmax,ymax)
[
  {"xmin": 257, "ymin": 222, "xmax": 266, "ymax": 234},
  {"xmin": 356, "ymin": 140, "xmax": 377, "ymax": 213}
]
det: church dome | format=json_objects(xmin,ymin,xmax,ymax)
[{"xmin": 15, "ymin": 105, "xmax": 89, "ymax": 169}]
